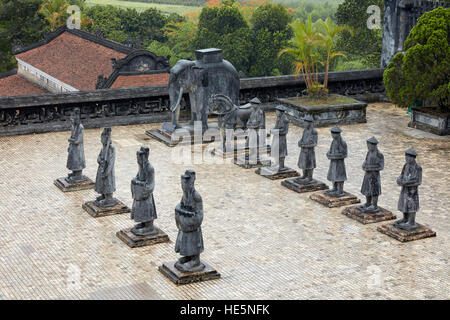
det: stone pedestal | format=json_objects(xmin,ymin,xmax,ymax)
[
  {"xmin": 310, "ymin": 191, "xmax": 360, "ymax": 208},
  {"xmin": 281, "ymin": 177, "xmax": 329, "ymax": 193},
  {"xmin": 159, "ymin": 261, "xmax": 220, "ymax": 285},
  {"xmin": 146, "ymin": 122, "xmax": 219, "ymax": 147},
  {"xmin": 116, "ymin": 227, "xmax": 169, "ymax": 248},
  {"xmin": 82, "ymin": 200, "xmax": 130, "ymax": 218},
  {"xmin": 341, "ymin": 205, "xmax": 396, "ymax": 224},
  {"xmin": 54, "ymin": 176, "xmax": 94, "ymax": 192},
  {"xmin": 377, "ymin": 223, "xmax": 436, "ymax": 242},
  {"xmin": 233, "ymin": 156, "xmax": 271, "ymax": 169},
  {"xmin": 211, "ymin": 145, "xmax": 271, "ymax": 159},
  {"xmin": 255, "ymin": 167, "xmax": 299, "ymax": 180}
]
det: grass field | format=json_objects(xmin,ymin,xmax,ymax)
[{"xmin": 85, "ymin": 0, "xmax": 200, "ymax": 15}]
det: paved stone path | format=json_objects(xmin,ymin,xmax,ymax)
[{"xmin": 0, "ymin": 103, "xmax": 448, "ymax": 299}]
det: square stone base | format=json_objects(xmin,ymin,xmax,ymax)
[
  {"xmin": 341, "ymin": 205, "xmax": 396, "ymax": 224},
  {"xmin": 377, "ymin": 223, "xmax": 436, "ymax": 242},
  {"xmin": 281, "ymin": 177, "xmax": 329, "ymax": 193},
  {"xmin": 54, "ymin": 176, "xmax": 94, "ymax": 192},
  {"xmin": 310, "ymin": 191, "xmax": 360, "ymax": 208},
  {"xmin": 255, "ymin": 167, "xmax": 300, "ymax": 180},
  {"xmin": 82, "ymin": 200, "xmax": 131, "ymax": 218},
  {"xmin": 233, "ymin": 157, "xmax": 271, "ymax": 169},
  {"xmin": 212, "ymin": 145, "xmax": 271, "ymax": 159},
  {"xmin": 159, "ymin": 261, "xmax": 220, "ymax": 285},
  {"xmin": 116, "ymin": 227, "xmax": 169, "ymax": 248}
]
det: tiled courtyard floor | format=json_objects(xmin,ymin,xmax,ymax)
[{"xmin": 0, "ymin": 103, "xmax": 448, "ymax": 299}]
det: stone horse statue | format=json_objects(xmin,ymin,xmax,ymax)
[{"xmin": 208, "ymin": 94, "xmax": 266, "ymax": 131}]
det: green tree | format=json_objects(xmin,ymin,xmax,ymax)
[
  {"xmin": 279, "ymin": 15, "xmax": 323, "ymax": 95},
  {"xmin": 383, "ymin": 7, "xmax": 450, "ymax": 110},
  {"xmin": 316, "ymin": 17, "xmax": 352, "ymax": 89},
  {"xmin": 38, "ymin": 0, "xmax": 88, "ymax": 31},
  {"xmin": 335, "ymin": 0, "xmax": 383, "ymax": 69},
  {"xmin": 39, "ymin": 0, "xmax": 69, "ymax": 31},
  {"xmin": 83, "ymin": 5, "xmax": 169, "ymax": 45},
  {"xmin": 248, "ymin": 3, "xmax": 293, "ymax": 76},
  {"xmin": 194, "ymin": 0, "xmax": 251, "ymax": 73},
  {"xmin": 0, "ymin": 0, "xmax": 49, "ymax": 73}
]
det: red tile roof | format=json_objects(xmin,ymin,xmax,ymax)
[
  {"xmin": 0, "ymin": 73, "xmax": 48, "ymax": 97},
  {"xmin": 16, "ymin": 32, "xmax": 127, "ymax": 91},
  {"xmin": 110, "ymin": 73, "xmax": 170, "ymax": 89}
]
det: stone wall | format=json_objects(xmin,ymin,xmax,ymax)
[{"xmin": 0, "ymin": 68, "xmax": 385, "ymax": 137}]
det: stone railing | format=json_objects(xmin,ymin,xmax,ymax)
[{"xmin": 0, "ymin": 68, "xmax": 385, "ymax": 136}]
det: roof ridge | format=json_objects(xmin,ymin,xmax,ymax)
[
  {"xmin": 13, "ymin": 26, "xmax": 133, "ymax": 55},
  {"xmin": 0, "ymin": 69, "xmax": 17, "ymax": 79}
]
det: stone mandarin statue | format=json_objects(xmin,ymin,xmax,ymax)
[
  {"xmin": 325, "ymin": 126, "xmax": 348, "ymax": 197},
  {"xmin": 66, "ymin": 108, "xmax": 86, "ymax": 183},
  {"xmin": 269, "ymin": 108, "xmax": 289, "ymax": 171},
  {"xmin": 358, "ymin": 137, "xmax": 385, "ymax": 213},
  {"xmin": 130, "ymin": 146, "xmax": 158, "ymax": 236},
  {"xmin": 94, "ymin": 128, "xmax": 119, "ymax": 207},
  {"xmin": 297, "ymin": 115, "xmax": 317, "ymax": 183},
  {"xmin": 394, "ymin": 148, "xmax": 422, "ymax": 231},
  {"xmin": 175, "ymin": 170, "xmax": 205, "ymax": 273}
]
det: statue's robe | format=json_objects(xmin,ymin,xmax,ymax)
[
  {"xmin": 397, "ymin": 162, "xmax": 422, "ymax": 213},
  {"xmin": 361, "ymin": 149, "xmax": 384, "ymax": 196},
  {"xmin": 327, "ymin": 137, "xmax": 348, "ymax": 182},
  {"xmin": 175, "ymin": 191, "xmax": 204, "ymax": 257},
  {"xmin": 298, "ymin": 127, "xmax": 318, "ymax": 169},
  {"xmin": 271, "ymin": 114, "xmax": 289, "ymax": 159},
  {"xmin": 66, "ymin": 123, "xmax": 86, "ymax": 171},
  {"xmin": 94, "ymin": 143, "xmax": 116, "ymax": 195},
  {"xmin": 130, "ymin": 161, "xmax": 157, "ymax": 223}
]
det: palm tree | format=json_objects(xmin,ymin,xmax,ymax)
[
  {"xmin": 316, "ymin": 17, "xmax": 353, "ymax": 89},
  {"xmin": 39, "ymin": 0, "xmax": 70, "ymax": 31},
  {"xmin": 279, "ymin": 14, "xmax": 323, "ymax": 96}
]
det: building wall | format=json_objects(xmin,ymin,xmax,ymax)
[{"xmin": 16, "ymin": 59, "xmax": 78, "ymax": 94}]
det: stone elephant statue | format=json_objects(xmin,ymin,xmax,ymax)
[{"xmin": 169, "ymin": 49, "xmax": 240, "ymax": 132}]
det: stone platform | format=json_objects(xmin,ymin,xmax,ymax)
[
  {"xmin": 54, "ymin": 176, "xmax": 94, "ymax": 192},
  {"xmin": 276, "ymin": 94, "xmax": 367, "ymax": 128},
  {"xmin": 233, "ymin": 156, "xmax": 271, "ymax": 169},
  {"xmin": 159, "ymin": 261, "xmax": 220, "ymax": 285},
  {"xmin": 116, "ymin": 227, "xmax": 169, "ymax": 248},
  {"xmin": 255, "ymin": 167, "xmax": 299, "ymax": 180},
  {"xmin": 341, "ymin": 205, "xmax": 396, "ymax": 224},
  {"xmin": 310, "ymin": 191, "xmax": 360, "ymax": 208},
  {"xmin": 281, "ymin": 177, "xmax": 329, "ymax": 193},
  {"xmin": 146, "ymin": 122, "xmax": 219, "ymax": 147},
  {"xmin": 377, "ymin": 223, "xmax": 436, "ymax": 242},
  {"xmin": 82, "ymin": 200, "xmax": 130, "ymax": 218},
  {"xmin": 211, "ymin": 145, "xmax": 271, "ymax": 159}
]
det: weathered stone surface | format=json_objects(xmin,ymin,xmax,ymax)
[
  {"xmin": 409, "ymin": 108, "xmax": 450, "ymax": 136},
  {"xmin": 159, "ymin": 261, "xmax": 220, "ymax": 285},
  {"xmin": 54, "ymin": 176, "xmax": 94, "ymax": 192},
  {"xmin": 341, "ymin": 205, "xmax": 396, "ymax": 224},
  {"xmin": 256, "ymin": 167, "xmax": 299, "ymax": 180},
  {"xmin": 116, "ymin": 227, "xmax": 169, "ymax": 248},
  {"xmin": 211, "ymin": 145, "xmax": 271, "ymax": 159},
  {"xmin": 377, "ymin": 223, "xmax": 436, "ymax": 242},
  {"xmin": 146, "ymin": 122, "xmax": 219, "ymax": 147},
  {"xmin": 82, "ymin": 200, "xmax": 130, "ymax": 218},
  {"xmin": 0, "ymin": 70, "xmax": 386, "ymax": 137},
  {"xmin": 310, "ymin": 191, "xmax": 360, "ymax": 208},
  {"xmin": 281, "ymin": 178, "xmax": 329, "ymax": 193},
  {"xmin": 233, "ymin": 156, "xmax": 271, "ymax": 169},
  {"xmin": 276, "ymin": 95, "xmax": 367, "ymax": 128}
]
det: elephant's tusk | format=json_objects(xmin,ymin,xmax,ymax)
[{"xmin": 170, "ymin": 86, "xmax": 184, "ymax": 112}]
